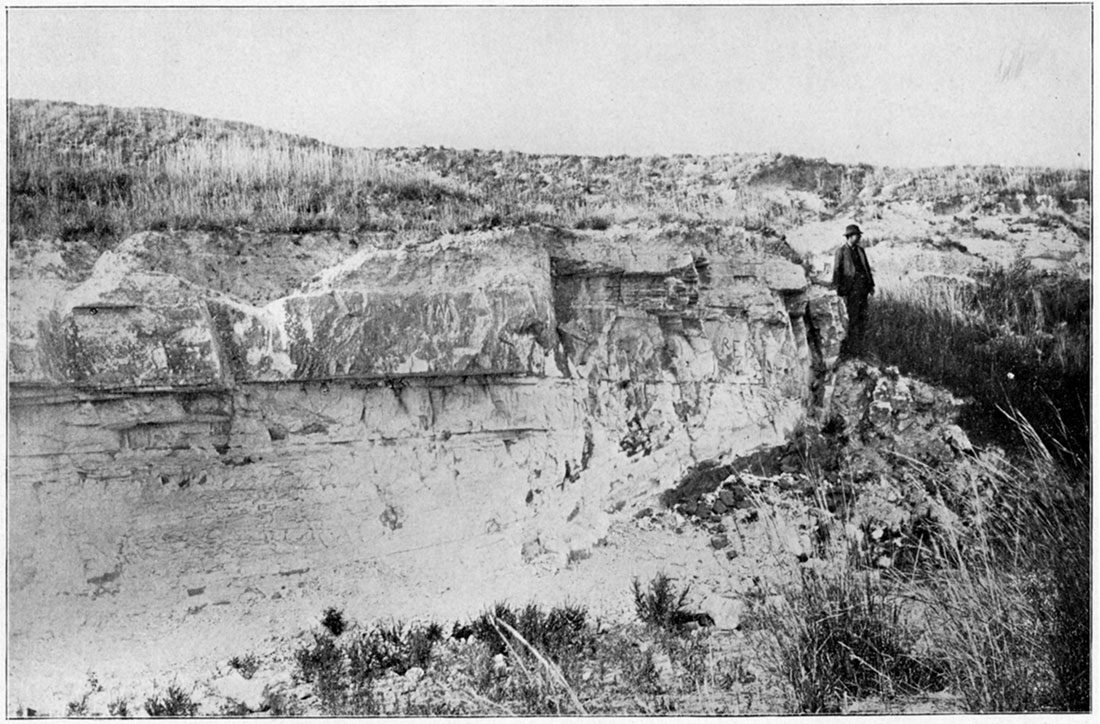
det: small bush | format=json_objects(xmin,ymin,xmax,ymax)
[
  {"xmin": 346, "ymin": 620, "xmax": 443, "ymax": 681},
  {"xmin": 65, "ymin": 698, "xmax": 88, "ymax": 716},
  {"xmin": 471, "ymin": 602, "xmax": 594, "ymax": 665},
  {"xmin": 106, "ymin": 697, "xmax": 129, "ymax": 717},
  {"xmin": 143, "ymin": 684, "xmax": 200, "ymax": 717},
  {"xmin": 294, "ymin": 632, "xmax": 345, "ymax": 711},
  {"xmin": 294, "ymin": 619, "xmax": 444, "ymax": 714},
  {"xmin": 320, "ymin": 607, "xmax": 347, "ymax": 637},
  {"xmin": 66, "ymin": 674, "xmax": 103, "ymax": 717},
  {"xmin": 632, "ymin": 573, "xmax": 695, "ymax": 633},
  {"xmin": 228, "ymin": 653, "xmax": 259, "ymax": 679}
]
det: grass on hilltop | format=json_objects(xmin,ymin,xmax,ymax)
[
  {"xmin": 867, "ymin": 259, "xmax": 1089, "ymax": 458},
  {"xmin": 13, "ymin": 99, "xmax": 1089, "ymax": 250},
  {"xmin": 9, "ymin": 124, "xmax": 487, "ymax": 245}
]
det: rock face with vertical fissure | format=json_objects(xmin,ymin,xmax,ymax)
[{"xmin": 7, "ymin": 224, "xmax": 843, "ymax": 704}]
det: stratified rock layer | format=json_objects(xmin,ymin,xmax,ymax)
[{"xmin": 7, "ymin": 224, "xmax": 842, "ymax": 708}]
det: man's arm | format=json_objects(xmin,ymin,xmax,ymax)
[
  {"xmin": 861, "ymin": 247, "xmax": 875, "ymax": 295},
  {"xmin": 831, "ymin": 247, "xmax": 845, "ymax": 293}
]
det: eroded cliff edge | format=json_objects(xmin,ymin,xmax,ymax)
[{"xmin": 8, "ymin": 224, "xmax": 842, "ymax": 687}]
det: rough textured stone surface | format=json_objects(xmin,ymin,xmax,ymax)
[{"xmin": 7, "ymin": 224, "xmax": 843, "ymax": 709}]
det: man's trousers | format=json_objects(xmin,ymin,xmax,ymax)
[{"xmin": 843, "ymin": 290, "xmax": 870, "ymax": 356}]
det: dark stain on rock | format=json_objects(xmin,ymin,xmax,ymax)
[
  {"xmin": 580, "ymin": 430, "xmax": 594, "ymax": 470},
  {"xmin": 277, "ymin": 567, "xmax": 311, "ymax": 577},
  {"xmin": 221, "ymin": 454, "xmax": 257, "ymax": 467},
  {"xmin": 86, "ymin": 568, "xmax": 121, "ymax": 587},
  {"xmin": 380, "ymin": 504, "xmax": 404, "ymax": 531}
]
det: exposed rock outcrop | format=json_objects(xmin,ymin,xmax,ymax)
[{"xmin": 8, "ymin": 224, "xmax": 843, "ymax": 707}]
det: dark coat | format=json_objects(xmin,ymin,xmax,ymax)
[{"xmin": 832, "ymin": 242, "xmax": 875, "ymax": 296}]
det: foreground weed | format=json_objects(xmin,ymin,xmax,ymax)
[
  {"xmin": 106, "ymin": 697, "xmax": 130, "ymax": 717},
  {"xmin": 227, "ymin": 652, "xmax": 259, "ymax": 679},
  {"xmin": 65, "ymin": 673, "xmax": 104, "ymax": 716},
  {"xmin": 760, "ymin": 569, "xmax": 943, "ymax": 713},
  {"xmin": 143, "ymin": 684, "xmax": 200, "ymax": 717},
  {"xmin": 915, "ymin": 410, "xmax": 1089, "ymax": 712},
  {"xmin": 294, "ymin": 617, "xmax": 444, "ymax": 714},
  {"xmin": 632, "ymin": 573, "xmax": 695, "ymax": 634},
  {"xmin": 346, "ymin": 620, "xmax": 443, "ymax": 680},
  {"xmin": 471, "ymin": 602, "xmax": 594, "ymax": 665},
  {"xmin": 465, "ymin": 602, "xmax": 597, "ymax": 715},
  {"xmin": 320, "ymin": 607, "xmax": 347, "ymax": 637},
  {"xmin": 294, "ymin": 632, "xmax": 345, "ymax": 711}
]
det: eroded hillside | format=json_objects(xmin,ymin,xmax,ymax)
[{"xmin": 5, "ymin": 99, "xmax": 1091, "ymax": 714}]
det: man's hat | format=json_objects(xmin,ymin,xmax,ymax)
[{"xmin": 844, "ymin": 224, "xmax": 862, "ymax": 237}]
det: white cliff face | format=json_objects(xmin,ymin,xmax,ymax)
[{"xmin": 7, "ymin": 224, "xmax": 843, "ymax": 705}]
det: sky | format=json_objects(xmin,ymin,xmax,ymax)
[{"xmin": 5, "ymin": 4, "xmax": 1093, "ymax": 169}]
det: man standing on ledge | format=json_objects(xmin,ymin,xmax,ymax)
[{"xmin": 832, "ymin": 224, "xmax": 875, "ymax": 358}]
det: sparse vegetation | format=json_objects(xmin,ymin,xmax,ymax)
[
  {"xmin": 65, "ymin": 674, "xmax": 103, "ymax": 717},
  {"xmin": 631, "ymin": 573, "xmax": 697, "ymax": 634},
  {"xmin": 320, "ymin": 607, "xmax": 347, "ymax": 637},
  {"xmin": 758, "ymin": 568, "xmax": 944, "ymax": 713},
  {"xmin": 913, "ymin": 410, "xmax": 1089, "ymax": 712},
  {"xmin": 143, "ymin": 684, "xmax": 199, "ymax": 717},
  {"xmin": 294, "ymin": 631, "xmax": 346, "ymax": 711},
  {"xmin": 345, "ymin": 620, "xmax": 443, "ymax": 679},
  {"xmin": 106, "ymin": 697, "xmax": 130, "ymax": 717},
  {"xmin": 868, "ymin": 259, "xmax": 1089, "ymax": 458},
  {"xmin": 472, "ymin": 602, "xmax": 594, "ymax": 663},
  {"xmin": 293, "ymin": 611, "xmax": 447, "ymax": 715},
  {"xmin": 227, "ymin": 653, "xmax": 260, "ymax": 679}
]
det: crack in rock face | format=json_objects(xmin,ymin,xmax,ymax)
[{"xmin": 8, "ymin": 224, "xmax": 845, "ymax": 708}]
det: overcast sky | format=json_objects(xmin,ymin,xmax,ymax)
[{"xmin": 6, "ymin": 5, "xmax": 1092, "ymax": 169}]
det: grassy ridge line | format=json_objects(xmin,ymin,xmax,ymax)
[
  {"xmin": 9, "ymin": 98, "xmax": 1090, "ymax": 246},
  {"xmin": 7, "ymin": 98, "xmax": 827, "ymax": 241},
  {"xmin": 9, "ymin": 99, "xmax": 489, "ymax": 243}
]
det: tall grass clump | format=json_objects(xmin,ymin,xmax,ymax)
[
  {"xmin": 293, "ymin": 614, "xmax": 444, "ymax": 715},
  {"xmin": 914, "ymin": 409, "xmax": 1089, "ymax": 712},
  {"xmin": 9, "ymin": 103, "xmax": 485, "ymax": 243},
  {"xmin": 867, "ymin": 260, "xmax": 1089, "ymax": 457},
  {"xmin": 471, "ymin": 602, "xmax": 595, "ymax": 673},
  {"xmin": 468, "ymin": 603, "xmax": 594, "ymax": 716},
  {"xmin": 756, "ymin": 564, "xmax": 944, "ymax": 713},
  {"xmin": 631, "ymin": 573, "xmax": 696, "ymax": 634},
  {"xmin": 143, "ymin": 683, "xmax": 200, "ymax": 717}
]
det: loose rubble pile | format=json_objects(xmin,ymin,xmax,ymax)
[{"xmin": 659, "ymin": 359, "xmax": 991, "ymax": 572}]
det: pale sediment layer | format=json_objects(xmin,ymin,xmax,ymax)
[{"xmin": 7, "ymin": 225, "xmax": 842, "ymax": 708}]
